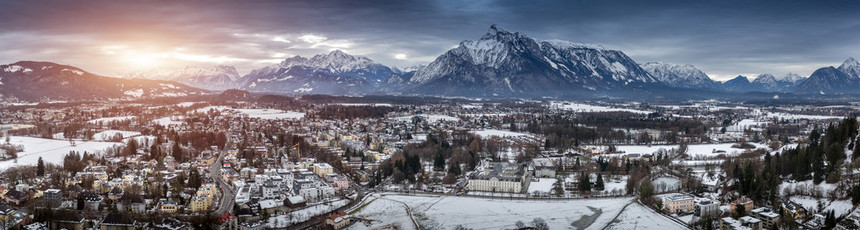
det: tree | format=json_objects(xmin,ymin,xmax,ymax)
[
  {"xmin": 579, "ymin": 172, "xmax": 591, "ymax": 192},
  {"xmin": 449, "ymin": 162, "xmax": 461, "ymax": 176},
  {"xmin": 188, "ymin": 168, "xmax": 202, "ymax": 189},
  {"xmin": 36, "ymin": 157, "xmax": 45, "ymax": 177},
  {"xmin": 735, "ymin": 203, "xmax": 746, "ymax": 218},
  {"xmin": 595, "ymin": 174, "xmax": 605, "ymax": 191},
  {"xmin": 639, "ymin": 178, "xmax": 654, "ymax": 200},
  {"xmin": 531, "ymin": 218, "xmax": 548, "ymax": 230}
]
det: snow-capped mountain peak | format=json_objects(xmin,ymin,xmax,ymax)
[
  {"xmin": 640, "ymin": 62, "xmax": 718, "ymax": 89},
  {"xmin": 124, "ymin": 65, "xmax": 240, "ymax": 90},
  {"xmin": 838, "ymin": 57, "xmax": 860, "ymax": 79},
  {"xmin": 778, "ymin": 72, "xmax": 806, "ymax": 83}
]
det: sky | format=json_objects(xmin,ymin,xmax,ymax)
[{"xmin": 1, "ymin": 0, "xmax": 859, "ymax": 81}]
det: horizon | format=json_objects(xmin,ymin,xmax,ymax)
[{"xmin": 2, "ymin": 0, "xmax": 859, "ymax": 81}]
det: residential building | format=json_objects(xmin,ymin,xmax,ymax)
[
  {"xmin": 50, "ymin": 210, "xmax": 84, "ymax": 230},
  {"xmin": 160, "ymin": 201, "xmax": 179, "ymax": 213},
  {"xmin": 660, "ymin": 193, "xmax": 694, "ymax": 214},
  {"xmin": 531, "ymin": 158, "xmax": 556, "ymax": 178},
  {"xmin": 749, "ymin": 207, "xmax": 780, "ymax": 229},
  {"xmin": 695, "ymin": 199, "xmax": 720, "ymax": 218},
  {"xmin": 100, "ymin": 213, "xmax": 135, "ymax": 230},
  {"xmin": 326, "ymin": 212, "xmax": 351, "ymax": 229},
  {"xmin": 781, "ymin": 201, "xmax": 808, "ymax": 220}
]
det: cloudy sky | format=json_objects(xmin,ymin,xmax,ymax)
[{"xmin": 1, "ymin": 0, "xmax": 858, "ymax": 81}]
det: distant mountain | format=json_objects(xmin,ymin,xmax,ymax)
[
  {"xmin": 404, "ymin": 25, "xmax": 660, "ymax": 97},
  {"xmin": 640, "ymin": 62, "xmax": 719, "ymax": 89},
  {"xmin": 239, "ymin": 50, "xmax": 400, "ymax": 94},
  {"xmin": 720, "ymin": 75, "xmax": 758, "ymax": 92},
  {"xmin": 125, "ymin": 65, "xmax": 240, "ymax": 90},
  {"xmin": 792, "ymin": 58, "xmax": 859, "ymax": 94},
  {"xmin": 0, "ymin": 61, "xmax": 205, "ymax": 101},
  {"xmin": 779, "ymin": 72, "xmax": 807, "ymax": 84}
]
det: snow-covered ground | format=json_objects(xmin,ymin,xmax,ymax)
[
  {"xmin": 605, "ymin": 202, "xmax": 687, "ymax": 230},
  {"xmin": 614, "ymin": 142, "xmax": 768, "ymax": 158},
  {"xmin": 350, "ymin": 194, "xmax": 639, "ymax": 230},
  {"xmin": 0, "ymin": 136, "xmax": 124, "ymax": 168},
  {"xmin": 153, "ymin": 116, "xmax": 185, "ymax": 126},
  {"xmin": 549, "ymin": 101, "xmax": 651, "ymax": 114},
  {"xmin": 92, "ymin": 130, "xmax": 141, "ymax": 141},
  {"xmin": 267, "ymin": 199, "xmax": 349, "ymax": 228},
  {"xmin": 336, "ymin": 103, "xmax": 393, "ymax": 107},
  {"xmin": 233, "ymin": 109, "xmax": 305, "ymax": 120},
  {"xmin": 789, "ymin": 196, "xmax": 855, "ymax": 216},
  {"xmin": 527, "ymin": 178, "xmax": 556, "ymax": 194},
  {"xmin": 395, "ymin": 114, "xmax": 459, "ymax": 123},
  {"xmin": 87, "ymin": 116, "xmax": 135, "ymax": 124},
  {"xmin": 472, "ymin": 129, "xmax": 533, "ymax": 138}
]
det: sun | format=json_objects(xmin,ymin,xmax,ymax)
[{"xmin": 123, "ymin": 52, "xmax": 164, "ymax": 69}]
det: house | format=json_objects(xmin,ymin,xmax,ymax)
[
  {"xmin": 100, "ymin": 212, "xmax": 136, "ymax": 230},
  {"xmin": 531, "ymin": 158, "xmax": 556, "ymax": 178},
  {"xmin": 836, "ymin": 211, "xmax": 860, "ymax": 230},
  {"xmin": 660, "ymin": 193, "xmax": 694, "ymax": 214},
  {"xmin": 694, "ymin": 199, "xmax": 720, "ymax": 218},
  {"xmin": 107, "ymin": 187, "xmax": 124, "ymax": 201},
  {"xmin": 4, "ymin": 190, "xmax": 28, "ymax": 206},
  {"xmin": 160, "ymin": 201, "xmax": 179, "ymax": 213},
  {"xmin": 326, "ymin": 212, "xmax": 351, "ymax": 229},
  {"xmin": 701, "ymin": 172, "xmax": 721, "ymax": 192},
  {"xmin": 50, "ymin": 209, "xmax": 84, "ymax": 230},
  {"xmin": 217, "ymin": 211, "xmax": 238, "ymax": 230},
  {"xmin": 284, "ymin": 195, "xmax": 306, "ymax": 209},
  {"xmin": 77, "ymin": 191, "xmax": 102, "ymax": 210},
  {"xmin": 467, "ymin": 161, "xmax": 530, "ymax": 193},
  {"xmin": 117, "ymin": 194, "xmax": 145, "ymax": 213},
  {"xmin": 729, "ymin": 197, "xmax": 754, "ymax": 214},
  {"xmin": 781, "ymin": 200, "xmax": 808, "ymax": 220},
  {"xmin": 720, "ymin": 216, "xmax": 760, "ymax": 230}
]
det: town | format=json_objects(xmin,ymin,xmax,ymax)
[{"xmin": 0, "ymin": 92, "xmax": 859, "ymax": 230}]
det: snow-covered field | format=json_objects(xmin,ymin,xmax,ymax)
[
  {"xmin": 789, "ymin": 196, "xmax": 855, "ymax": 216},
  {"xmin": 395, "ymin": 114, "xmax": 460, "ymax": 123},
  {"xmin": 0, "ymin": 136, "xmax": 123, "ymax": 168},
  {"xmin": 472, "ymin": 129, "xmax": 533, "ymax": 138},
  {"xmin": 549, "ymin": 101, "xmax": 651, "ymax": 114},
  {"xmin": 153, "ymin": 116, "xmax": 185, "ymax": 126},
  {"xmin": 605, "ymin": 202, "xmax": 687, "ymax": 230},
  {"xmin": 233, "ymin": 109, "xmax": 305, "ymax": 120},
  {"xmin": 267, "ymin": 199, "xmax": 349, "ymax": 228},
  {"xmin": 336, "ymin": 103, "xmax": 393, "ymax": 107},
  {"xmin": 92, "ymin": 130, "xmax": 141, "ymax": 141},
  {"xmin": 615, "ymin": 142, "xmax": 768, "ymax": 158},
  {"xmin": 88, "ymin": 116, "xmax": 135, "ymax": 124},
  {"xmin": 350, "ymin": 194, "xmax": 645, "ymax": 230}
]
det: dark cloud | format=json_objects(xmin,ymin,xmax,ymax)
[{"xmin": 0, "ymin": 0, "xmax": 858, "ymax": 80}]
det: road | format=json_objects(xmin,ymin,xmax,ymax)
[{"xmin": 210, "ymin": 150, "xmax": 236, "ymax": 216}]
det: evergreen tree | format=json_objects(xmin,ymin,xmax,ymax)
[
  {"xmin": 449, "ymin": 162, "xmax": 461, "ymax": 176},
  {"xmin": 595, "ymin": 174, "xmax": 605, "ymax": 191},
  {"xmin": 36, "ymin": 157, "xmax": 45, "ymax": 177},
  {"xmin": 579, "ymin": 172, "xmax": 591, "ymax": 192}
]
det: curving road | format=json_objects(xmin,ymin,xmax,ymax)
[{"xmin": 210, "ymin": 150, "xmax": 236, "ymax": 215}]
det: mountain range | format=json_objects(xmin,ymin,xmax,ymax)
[
  {"xmin": 2, "ymin": 25, "xmax": 859, "ymax": 101},
  {"xmin": 0, "ymin": 61, "xmax": 203, "ymax": 101}
]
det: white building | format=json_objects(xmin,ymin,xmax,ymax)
[{"xmin": 467, "ymin": 161, "xmax": 530, "ymax": 193}]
